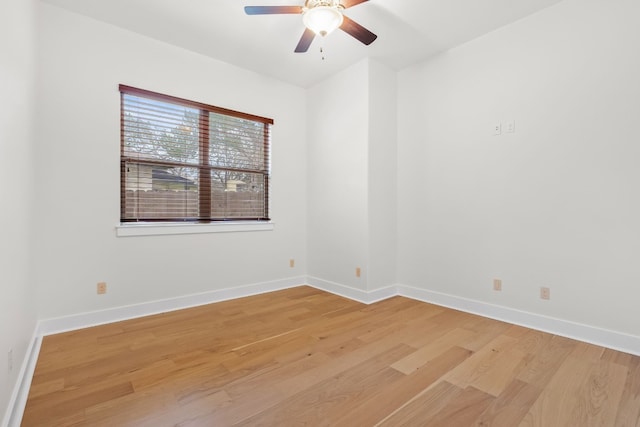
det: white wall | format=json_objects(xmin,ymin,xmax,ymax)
[
  {"xmin": 35, "ymin": 4, "xmax": 307, "ymax": 319},
  {"xmin": 307, "ymin": 60, "xmax": 370, "ymax": 290},
  {"xmin": 368, "ymin": 60, "xmax": 397, "ymax": 291},
  {"xmin": 307, "ymin": 59, "xmax": 398, "ymax": 292},
  {"xmin": 397, "ymin": 0, "xmax": 640, "ymax": 336},
  {"xmin": 0, "ymin": 0, "xmax": 38, "ymax": 421}
]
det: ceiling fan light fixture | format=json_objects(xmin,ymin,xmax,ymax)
[{"xmin": 303, "ymin": 6, "xmax": 344, "ymax": 37}]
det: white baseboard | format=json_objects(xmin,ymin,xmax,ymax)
[
  {"xmin": 39, "ymin": 276, "xmax": 306, "ymax": 336},
  {"xmin": 306, "ymin": 276, "xmax": 397, "ymax": 304},
  {"xmin": 7, "ymin": 277, "xmax": 640, "ymax": 427},
  {"xmin": 396, "ymin": 284, "xmax": 640, "ymax": 357},
  {"xmin": 2, "ymin": 331, "xmax": 41, "ymax": 427},
  {"xmin": 303, "ymin": 278, "xmax": 640, "ymax": 356},
  {"xmin": 40, "ymin": 276, "xmax": 638, "ymax": 356}
]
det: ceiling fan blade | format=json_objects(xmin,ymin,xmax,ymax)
[
  {"xmin": 341, "ymin": 0, "xmax": 369, "ymax": 8},
  {"xmin": 244, "ymin": 6, "xmax": 303, "ymax": 15},
  {"xmin": 340, "ymin": 15, "xmax": 377, "ymax": 46},
  {"xmin": 294, "ymin": 28, "xmax": 316, "ymax": 53}
]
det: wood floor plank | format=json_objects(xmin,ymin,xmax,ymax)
[
  {"xmin": 22, "ymin": 381, "xmax": 134, "ymax": 425},
  {"xmin": 458, "ymin": 320, "xmax": 512, "ymax": 353},
  {"xmin": 602, "ymin": 348, "xmax": 635, "ymax": 366},
  {"xmin": 571, "ymin": 341, "xmax": 607, "ymax": 361},
  {"xmin": 519, "ymin": 356, "xmax": 628, "ymax": 426},
  {"xmin": 473, "ymin": 379, "xmax": 542, "ymax": 426},
  {"xmin": 21, "ymin": 286, "xmax": 640, "ymax": 426},
  {"xmin": 443, "ymin": 333, "xmax": 528, "ymax": 397},
  {"xmin": 376, "ymin": 313, "xmax": 452, "ymax": 350},
  {"xmin": 83, "ymin": 386, "xmax": 179, "ymax": 427},
  {"xmin": 516, "ymin": 334, "xmax": 578, "ymax": 389},
  {"xmin": 424, "ymin": 385, "xmax": 495, "ymax": 427},
  {"xmin": 222, "ymin": 344, "xmax": 414, "ymax": 426},
  {"xmin": 237, "ymin": 360, "xmax": 407, "ymax": 426},
  {"xmin": 379, "ymin": 382, "xmax": 494, "ymax": 427},
  {"xmin": 376, "ymin": 381, "xmax": 463, "ymax": 426},
  {"xmin": 391, "ymin": 328, "xmax": 475, "ymax": 375},
  {"xmin": 613, "ymin": 356, "xmax": 640, "ymax": 427},
  {"xmin": 357, "ymin": 303, "xmax": 445, "ymax": 347},
  {"xmin": 335, "ymin": 346, "xmax": 474, "ymax": 427},
  {"xmin": 24, "ymin": 377, "xmax": 64, "ymax": 399}
]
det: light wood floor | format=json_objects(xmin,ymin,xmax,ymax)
[{"xmin": 22, "ymin": 287, "xmax": 640, "ymax": 426}]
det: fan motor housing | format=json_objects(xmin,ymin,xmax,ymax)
[{"xmin": 304, "ymin": 0, "xmax": 344, "ymax": 11}]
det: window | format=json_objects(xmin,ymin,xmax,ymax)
[{"xmin": 120, "ymin": 85, "xmax": 273, "ymax": 223}]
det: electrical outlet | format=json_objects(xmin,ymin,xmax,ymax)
[
  {"xmin": 8, "ymin": 349, "xmax": 13, "ymax": 373},
  {"xmin": 540, "ymin": 286, "xmax": 550, "ymax": 300},
  {"xmin": 356, "ymin": 267, "xmax": 361, "ymax": 278},
  {"xmin": 493, "ymin": 279, "xmax": 502, "ymax": 291},
  {"xmin": 494, "ymin": 123, "xmax": 502, "ymax": 136},
  {"xmin": 289, "ymin": 259, "xmax": 295, "ymax": 268},
  {"xmin": 97, "ymin": 282, "xmax": 107, "ymax": 295},
  {"xmin": 506, "ymin": 120, "xmax": 516, "ymax": 133}
]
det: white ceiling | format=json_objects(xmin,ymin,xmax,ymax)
[{"xmin": 41, "ymin": 0, "xmax": 564, "ymax": 88}]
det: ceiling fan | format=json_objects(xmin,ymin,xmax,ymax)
[{"xmin": 244, "ymin": 0, "xmax": 377, "ymax": 53}]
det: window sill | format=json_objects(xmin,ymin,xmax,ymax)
[{"xmin": 116, "ymin": 221, "xmax": 275, "ymax": 237}]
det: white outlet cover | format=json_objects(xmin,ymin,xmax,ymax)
[{"xmin": 494, "ymin": 123, "xmax": 502, "ymax": 136}]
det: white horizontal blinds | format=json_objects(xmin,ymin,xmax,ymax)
[
  {"xmin": 123, "ymin": 165, "xmax": 200, "ymax": 220},
  {"xmin": 122, "ymin": 93, "xmax": 201, "ymax": 221},
  {"xmin": 122, "ymin": 95, "xmax": 200, "ymax": 164},
  {"xmin": 120, "ymin": 85, "xmax": 272, "ymax": 222},
  {"xmin": 209, "ymin": 113, "xmax": 270, "ymax": 219}
]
